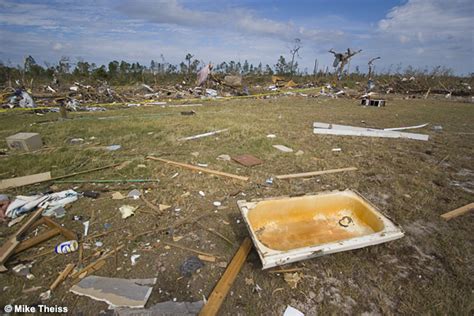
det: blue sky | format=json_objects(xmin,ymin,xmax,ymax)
[{"xmin": 0, "ymin": 0, "xmax": 472, "ymax": 74}]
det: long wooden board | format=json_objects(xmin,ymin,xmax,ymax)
[
  {"xmin": 440, "ymin": 203, "xmax": 474, "ymax": 221},
  {"xmin": 0, "ymin": 172, "xmax": 51, "ymax": 190},
  {"xmin": 147, "ymin": 156, "xmax": 249, "ymax": 181},
  {"xmin": 276, "ymin": 167, "xmax": 357, "ymax": 180},
  {"xmin": 199, "ymin": 237, "xmax": 252, "ymax": 316}
]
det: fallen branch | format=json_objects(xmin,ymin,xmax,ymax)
[
  {"xmin": 141, "ymin": 194, "xmax": 163, "ymax": 214},
  {"xmin": 162, "ymin": 241, "xmax": 217, "ymax": 257},
  {"xmin": 195, "ymin": 222, "xmax": 234, "ymax": 246}
]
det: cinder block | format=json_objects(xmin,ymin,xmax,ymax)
[{"xmin": 6, "ymin": 132, "xmax": 43, "ymax": 151}]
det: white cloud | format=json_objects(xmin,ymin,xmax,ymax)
[
  {"xmin": 118, "ymin": 0, "xmax": 342, "ymax": 43},
  {"xmin": 378, "ymin": 0, "xmax": 472, "ymax": 46},
  {"xmin": 52, "ymin": 43, "xmax": 63, "ymax": 51}
]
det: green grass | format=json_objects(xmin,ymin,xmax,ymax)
[{"xmin": 0, "ymin": 96, "xmax": 473, "ymax": 314}]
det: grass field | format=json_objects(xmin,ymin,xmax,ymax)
[{"xmin": 0, "ymin": 95, "xmax": 473, "ymax": 315}]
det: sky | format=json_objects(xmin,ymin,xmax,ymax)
[{"xmin": 0, "ymin": 0, "xmax": 473, "ymax": 75}]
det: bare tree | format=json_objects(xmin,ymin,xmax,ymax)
[
  {"xmin": 185, "ymin": 53, "xmax": 194, "ymax": 76},
  {"xmin": 289, "ymin": 38, "xmax": 302, "ymax": 76},
  {"xmin": 329, "ymin": 48, "xmax": 362, "ymax": 79},
  {"xmin": 368, "ymin": 57, "xmax": 381, "ymax": 78}
]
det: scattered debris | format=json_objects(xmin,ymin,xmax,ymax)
[
  {"xmin": 119, "ymin": 205, "xmax": 137, "ymax": 219},
  {"xmin": 39, "ymin": 290, "xmax": 51, "ymax": 301},
  {"xmin": 180, "ymin": 256, "xmax": 204, "ymax": 277},
  {"xmin": 115, "ymin": 300, "xmax": 204, "ymax": 316},
  {"xmin": 217, "ymin": 154, "xmax": 231, "ymax": 161},
  {"xmin": 106, "ymin": 144, "xmax": 121, "ymax": 151},
  {"xmin": 275, "ymin": 167, "xmax": 357, "ymax": 180},
  {"xmin": 283, "ymin": 305, "xmax": 305, "ymax": 316},
  {"xmin": 127, "ymin": 189, "xmax": 141, "ymax": 200},
  {"xmin": 273, "ymin": 145, "xmax": 294, "ymax": 153},
  {"xmin": 283, "ymin": 272, "xmax": 302, "ymax": 289},
  {"xmin": 13, "ymin": 263, "xmax": 35, "ymax": 279},
  {"xmin": 159, "ymin": 204, "xmax": 171, "ymax": 212},
  {"xmin": 232, "ymin": 154, "xmax": 263, "ymax": 167},
  {"xmin": 181, "ymin": 110, "xmax": 196, "ymax": 116},
  {"xmin": 178, "ymin": 128, "xmax": 229, "ymax": 141},
  {"xmin": 131, "ymin": 254, "xmax": 141, "ymax": 266},
  {"xmin": 332, "ymin": 148, "xmax": 342, "ymax": 152},
  {"xmin": 70, "ymin": 276, "xmax": 157, "ymax": 309},
  {"xmin": 440, "ymin": 202, "xmax": 474, "ymax": 221},
  {"xmin": 83, "ymin": 221, "xmax": 90, "ymax": 236}
]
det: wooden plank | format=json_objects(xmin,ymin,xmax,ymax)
[
  {"xmin": 0, "ymin": 163, "xmax": 120, "ymax": 189},
  {"xmin": 0, "ymin": 207, "xmax": 45, "ymax": 272},
  {"xmin": 276, "ymin": 167, "xmax": 357, "ymax": 180},
  {"xmin": 42, "ymin": 216, "xmax": 77, "ymax": 240},
  {"xmin": 0, "ymin": 172, "xmax": 51, "ymax": 189},
  {"xmin": 147, "ymin": 156, "xmax": 249, "ymax": 181},
  {"xmin": 440, "ymin": 203, "xmax": 474, "ymax": 221},
  {"xmin": 199, "ymin": 237, "xmax": 252, "ymax": 316},
  {"xmin": 13, "ymin": 227, "xmax": 61, "ymax": 254},
  {"xmin": 50, "ymin": 263, "xmax": 75, "ymax": 290}
]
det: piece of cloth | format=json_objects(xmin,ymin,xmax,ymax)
[
  {"xmin": 197, "ymin": 65, "xmax": 211, "ymax": 86},
  {"xmin": 6, "ymin": 190, "xmax": 78, "ymax": 219}
]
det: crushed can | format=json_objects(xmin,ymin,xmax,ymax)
[{"xmin": 55, "ymin": 240, "xmax": 79, "ymax": 254}]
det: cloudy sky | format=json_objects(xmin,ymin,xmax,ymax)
[{"xmin": 0, "ymin": 0, "xmax": 472, "ymax": 74}]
